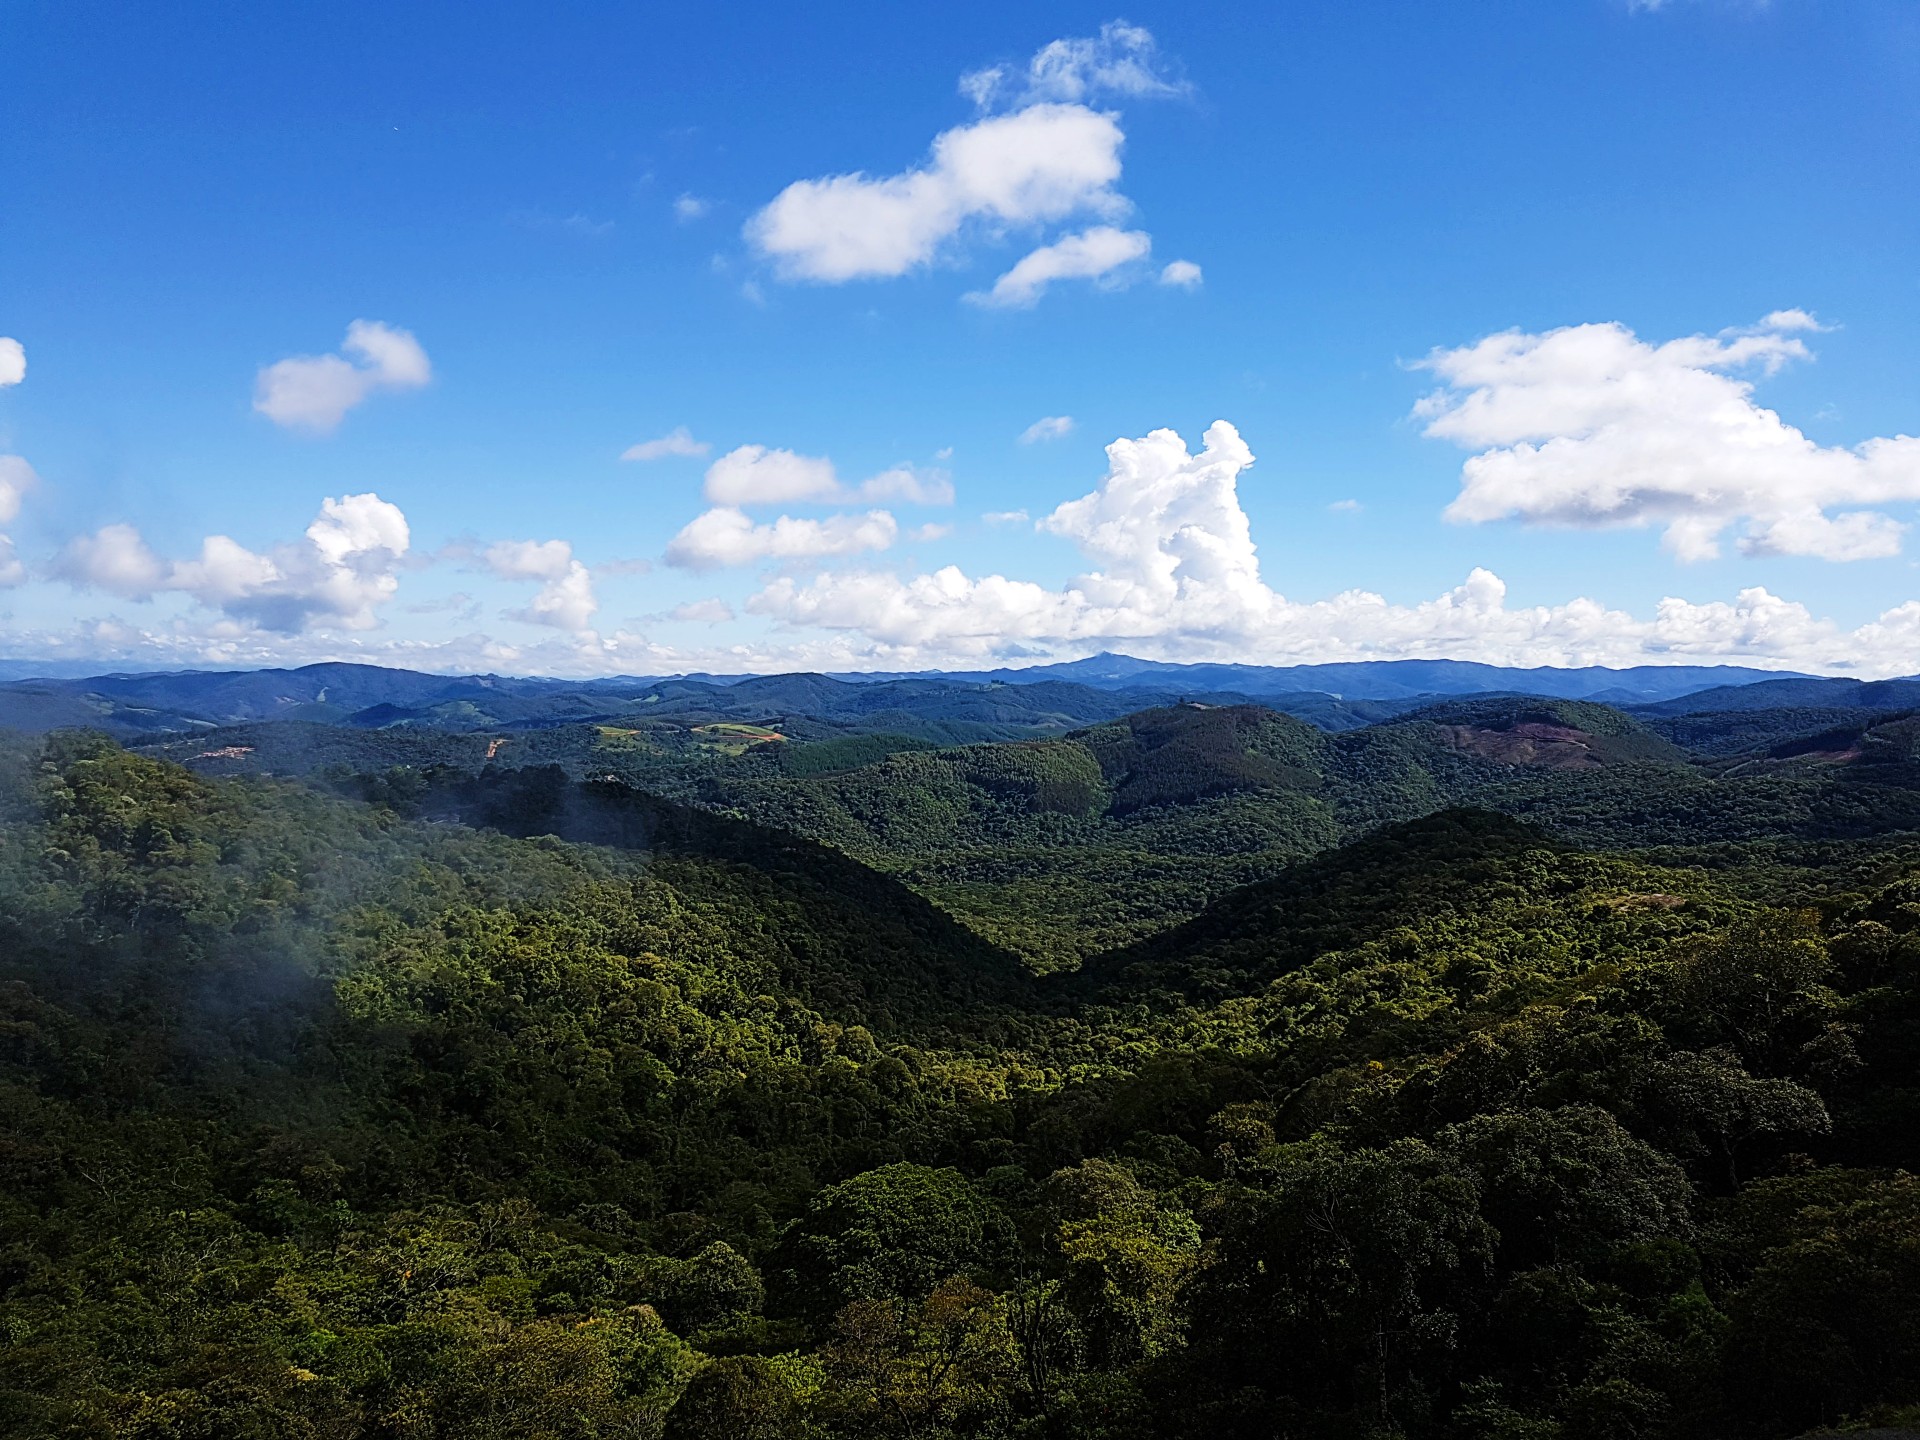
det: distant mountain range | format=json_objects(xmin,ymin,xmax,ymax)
[
  {"xmin": 1632, "ymin": 674, "xmax": 1920, "ymax": 715},
  {"xmin": 848, "ymin": 653, "xmax": 1819, "ymax": 702},
  {"xmin": 0, "ymin": 654, "xmax": 1894, "ymax": 741},
  {"xmin": 0, "ymin": 662, "xmax": 1385, "ymax": 741}
]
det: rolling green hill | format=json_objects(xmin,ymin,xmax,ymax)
[
  {"xmin": 683, "ymin": 699, "xmax": 1713, "ymax": 966},
  {"xmin": 116, "ymin": 693, "xmax": 1920, "ymax": 973}
]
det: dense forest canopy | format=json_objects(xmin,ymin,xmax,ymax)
[{"xmin": 4, "ymin": 672, "xmax": 1920, "ymax": 1437}]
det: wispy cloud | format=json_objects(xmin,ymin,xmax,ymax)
[
  {"xmin": 622, "ymin": 426, "xmax": 711, "ymax": 462},
  {"xmin": 668, "ymin": 597, "xmax": 734, "ymax": 623},
  {"xmin": 1019, "ymin": 415, "xmax": 1075, "ymax": 445},
  {"xmin": 702, "ymin": 445, "xmax": 954, "ymax": 506},
  {"xmin": 959, "ymin": 21, "xmax": 1189, "ymax": 110},
  {"xmin": 666, "ymin": 507, "xmax": 899, "ymax": 570},
  {"xmin": 969, "ymin": 226, "xmax": 1152, "ymax": 308}
]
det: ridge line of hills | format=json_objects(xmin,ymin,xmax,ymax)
[
  {"xmin": 4, "ymin": 656, "xmax": 1917, "ymax": 744},
  {"xmin": 114, "ymin": 686, "xmax": 1920, "ymax": 970}
]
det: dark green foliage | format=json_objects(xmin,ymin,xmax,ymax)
[
  {"xmin": 1645, "ymin": 706, "xmax": 1885, "ymax": 757},
  {"xmin": 2, "ymin": 728, "xmax": 1920, "ymax": 1437},
  {"xmin": 760, "ymin": 731, "xmax": 942, "ymax": 776},
  {"xmin": 1076, "ymin": 704, "xmax": 1327, "ymax": 814},
  {"xmin": 1635, "ymin": 675, "xmax": 1920, "ymax": 716},
  {"xmin": 1715, "ymin": 1172, "xmax": 1920, "ymax": 1433},
  {"xmin": 398, "ymin": 761, "xmax": 1038, "ymax": 1024},
  {"xmin": 664, "ymin": 1355, "xmax": 801, "ymax": 1439},
  {"xmin": 777, "ymin": 1163, "xmax": 1017, "ymax": 1312}
]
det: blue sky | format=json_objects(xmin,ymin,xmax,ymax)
[{"xmin": 2, "ymin": 0, "xmax": 1918, "ymax": 675}]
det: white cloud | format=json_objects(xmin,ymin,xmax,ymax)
[
  {"xmin": 666, "ymin": 507, "xmax": 898, "ymax": 570},
  {"xmin": 1038, "ymin": 420, "xmax": 1266, "ymax": 617},
  {"xmin": 165, "ymin": 536, "xmax": 282, "ymax": 607},
  {"xmin": 702, "ymin": 446, "xmax": 952, "ymax": 506},
  {"xmin": 483, "ymin": 539, "xmax": 599, "ymax": 632},
  {"xmin": 674, "ymin": 194, "xmax": 711, "ymax": 222},
  {"xmin": 907, "ymin": 523, "xmax": 952, "ymax": 542},
  {"xmin": 1159, "ymin": 259, "xmax": 1203, "ymax": 289},
  {"xmin": 669, "ymin": 597, "xmax": 735, "ymax": 624},
  {"xmin": 1019, "ymin": 415, "xmax": 1075, "ymax": 445},
  {"xmin": 57, "ymin": 493, "xmax": 412, "ymax": 631},
  {"xmin": 513, "ymin": 565, "xmax": 597, "ymax": 631},
  {"xmin": 751, "ymin": 422, "xmax": 1262, "ymax": 650},
  {"xmin": 0, "ymin": 337, "xmax": 24, "ymax": 388},
  {"xmin": 54, "ymin": 522, "xmax": 169, "ymax": 599},
  {"xmin": 0, "ymin": 443, "xmax": 33, "ymax": 588},
  {"xmin": 1329, "ymin": 499, "xmax": 1362, "ymax": 513},
  {"xmin": 19, "ymin": 483, "xmax": 1920, "ymax": 681},
  {"xmin": 0, "ymin": 454, "xmax": 38, "ymax": 587},
  {"xmin": 253, "ymin": 320, "xmax": 432, "ymax": 433},
  {"xmin": 1418, "ymin": 313, "xmax": 1920, "ymax": 563},
  {"xmin": 747, "ymin": 103, "xmax": 1129, "ymax": 283},
  {"xmin": 704, "ymin": 445, "xmax": 843, "ymax": 505},
  {"xmin": 969, "ymin": 226, "xmax": 1151, "ymax": 308},
  {"xmin": 483, "ymin": 539, "xmax": 576, "ymax": 581},
  {"xmin": 1760, "ymin": 308, "xmax": 1827, "ymax": 333},
  {"xmin": 960, "ymin": 22, "xmax": 1187, "ymax": 110},
  {"xmin": 0, "ymin": 455, "xmax": 36, "ymax": 525},
  {"xmin": 857, "ymin": 465, "xmax": 955, "ymax": 505},
  {"xmin": 622, "ymin": 426, "xmax": 711, "ymax": 462},
  {"xmin": 747, "ymin": 27, "xmax": 1196, "ymax": 306},
  {"xmin": 983, "ymin": 509, "xmax": 1031, "ymax": 525}
]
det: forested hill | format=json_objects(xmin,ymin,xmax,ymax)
[
  {"xmin": 2, "ymin": 730, "xmax": 1920, "ymax": 1436},
  {"xmin": 116, "ymin": 691, "xmax": 1920, "ymax": 971},
  {"xmin": 391, "ymin": 760, "xmax": 1037, "ymax": 1024},
  {"xmin": 1068, "ymin": 807, "xmax": 1573, "ymax": 996},
  {"xmin": 676, "ymin": 695, "xmax": 1920, "ymax": 965}
]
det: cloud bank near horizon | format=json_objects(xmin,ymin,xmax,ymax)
[
  {"xmin": 8, "ymin": 313, "xmax": 1920, "ymax": 680},
  {"xmin": 16, "ymin": 415, "xmax": 1920, "ymax": 681}
]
